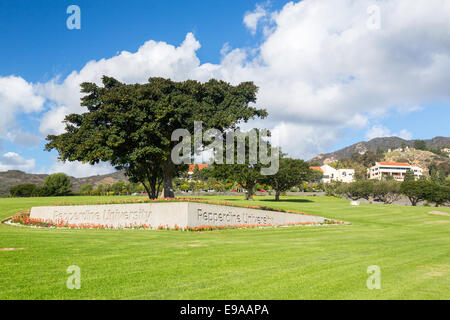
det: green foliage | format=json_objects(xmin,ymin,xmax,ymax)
[
  {"xmin": 424, "ymin": 183, "xmax": 450, "ymax": 207},
  {"xmin": 414, "ymin": 140, "xmax": 427, "ymax": 150},
  {"xmin": 211, "ymin": 129, "xmax": 275, "ymax": 200},
  {"xmin": 344, "ymin": 180, "xmax": 374, "ymax": 200},
  {"xmin": 261, "ymin": 158, "xmax": 310, "ymax": 201},
  {"xmin": 80, "ymin": 184, "xmax": 93, "ymax": 195},
  {"xmin": 350, "ymin": 151, "xmax": 383, "ymax": 168},
  {"xmin": 324, "ymin": 181, "xmax": 346, "ymax": 197},
  {"xmin": 9, "ymin": 174, "xmax": 73, "ymax": 197},
  {"xmin": 1, "ymin": 195, "xmax": 449, "ymax": 299},
  {"xmin": 43, "ymin": 173, "xmax": 72, "ymax": 196},
  {"xmin": 191, "ymin": 165, "xmax": 213, "ymax": 181},
  {"xmin": 400, "ymin": 180, "xmax": 431, "ymax": 206},
  {"xmin": 112, "ymin": 181, "xmax": 125, "ymax": 195},
  {"xmin": 307, "ymin": 169, "xmax": 324, "ymax": 182},
  {"xmin": 372, "ymin": 180, "xmax": 401, "ymax": 204},
  {"xmin": 180, "ymin": 184, "xmax": 191, "ymax": 192},
  {"xmin": 404, "ymin": 170, "xmax": 415, "ymax": 182},
  {"xmin": 9, "ymin": 184, "xmax": 39, "ymax": 197},
  {"xmin": 45, "ymin": 76, "xmax": 267, "ymax": 199}
]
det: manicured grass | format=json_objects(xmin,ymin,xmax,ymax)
[{"xmin": 0, "ymin": 195, "xmax": 449, "ymax": 299}]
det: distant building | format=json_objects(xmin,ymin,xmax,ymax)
[
  {"xmin": 441, "ymin": 148, "xmax": 450, "ymax": 153},
  {"xmin": 187, "ymin": 163, "xmax": 208, "ymax": 176},
  {"xmin": 310, "ymin": 165, "xmax": 355, "ymax": 183},
  {"xmin": 367, "ymin": 162, "xmax": 423, "ymax": 181}
]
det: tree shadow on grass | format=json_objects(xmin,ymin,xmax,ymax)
[{"xmin": 258, "ymin": 198, "xmax": 314, "ymax": 203}]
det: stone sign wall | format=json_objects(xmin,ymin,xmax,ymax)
[{"xmin": 30, "ymin": 202, "xmax": 325, "ymax": 229}]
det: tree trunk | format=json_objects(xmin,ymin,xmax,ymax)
[
  {"xmin": 142, "ymin": 183, "xmax": 154, "ymax": 200},
  {"xmin": 275, "ymin": 191, "xmax": 280, "ymax": 201},
  {"xmin": 245, "ymin": 183, "xmax": 255, "ymax": 200},
  {"xmin": 163, "ymin": 159, "xmax": 175, "ymax": 198}
]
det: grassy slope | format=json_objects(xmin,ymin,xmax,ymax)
[{"xmin": 0, "ymin": 195, "xmax": 448, "ymax": 300}]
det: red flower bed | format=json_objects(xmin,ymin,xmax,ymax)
[
  {"xmin": 7, "ymin": 198, "xmax": 346, "ymax": 231},
  {"xmin": 8, "ymin": 212, "xmax": 343, "ymax": 231}
]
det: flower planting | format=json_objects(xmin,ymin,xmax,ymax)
[{"xmin": 7, "ymin": 211, "xmax": 344, "ymax": 231}]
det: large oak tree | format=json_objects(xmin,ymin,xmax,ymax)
[{"xmin": 45, "ymin": 76, "xmax": 267, "ymax": 199}]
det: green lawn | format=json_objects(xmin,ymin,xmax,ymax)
[{"xmin": 0, "ymin": 195, "xmax": 449, "ymax": 299}]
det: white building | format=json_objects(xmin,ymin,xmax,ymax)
[
  {"xmin": 310, "ymin": 165, "xmax": 355, "ymax": 183},
  {"xmin": 367, "ymin": 162, "xmax": 423, "ymax": 181}
]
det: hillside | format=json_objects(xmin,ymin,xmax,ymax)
[
  {"xmin": 309, "ymin": 136, "xmax": 450, "ymax": 164},
  {"xmin": 0, "ymin": 170, "xmax": 128, "ymax": 197},
  {"xmin": 383, "ymin": 149, "xmax": 449, "ymax": 176}
]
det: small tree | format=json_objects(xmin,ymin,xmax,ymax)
[
  {"xmin": 262, "ymin": 158, "xmax": 310, "ymax": 201},
  {"xmin": 43, "ymin": 173, "xmax": 72, "ymax": 196},
  {"xmin": 9, "ymin": 184, "xmax": 38, "ymax": 197},
  {"xmin": 404, "ymin": 170, "xmax": 415, "ymax": 182},
  {"xmin": 345, "ymin": 180, "xmax": 374, "ymax": 201},
  {"xmin": 180, "ymin": 184, "xmax": 191, "ymax": 192},
  {"xmin": 80, "ymin": 184, "xmax": 93, "ymax": 195},
  {"xmin": 400, "ymin": 180, "xmax": 430, "ymax": 206},
  {"xmin": 426, "ymin": 183, "xmax": 450, "ymax": 207},
  {"xmin": 211, "ymin": 129, "xmax": 275, "ymax": 200},
  {"xmin": 414, "ymin": 140, "xmax": 427, "ymax": 150},
  {"xmin": 373, "ymin": 180, "xmax": 401, "ymax": 204},
  {"xmin": 112, "ymin": 181, "xmax": 125, "ymax": 195}
]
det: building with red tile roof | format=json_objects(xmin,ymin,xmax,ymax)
[
  {"xmin": 187, "ymin": 163, "xmax": 209, "ymax": 175},
  {"xmin": 368, "ymin": 162, "xmax": 423, "ymax": 181}
]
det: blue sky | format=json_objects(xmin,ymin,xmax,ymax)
[{"xmin": 0, "ymin": 0, "xmax": 449, "ymax": 176}]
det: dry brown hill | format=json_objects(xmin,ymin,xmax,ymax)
[
  {"xmin": 0, "ymin": 170, "xmax": 128, "ymax": 197},
  {"xmin": 309, "ymin": 136, "xmax": 450, "ymax": 164}
]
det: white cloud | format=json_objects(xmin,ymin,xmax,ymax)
[
  {"xmin": 37, "ymin": 33, "xmax": 201, "ymax": 135},
  {"xmin": 14, "ymin": 0, "xmax": 450, "ymax": 163},
  {"xmin": 366, "ymin": 125, "xmax": 412, "ymax": 140},
  {"xmin": 49, "ymin": 160, "xmax": 116, "ymax": 178},
  {"xmin": 211, "ymin": 0, "xmax": 450, "ymax": 156},
  {"xmin": 0, "ymin": 152, "xmax": 35, "ymax": 172},
  {"xmin": 6, "ymin": 130, "xmax": 42, "ymax": 147},
  {"xmin": 0, "ymin": 76, "xmax": 44, "ymax": 135},
  {"xmin": 398, "ymin": 129, "xmax": 413, "ymax": 140},
  {"xmin": 271, "ymin": 122, "xmax": 340, "ymax": 160},
  {"xmin": 243, "ymin": 4, "xmax": 268, "ymax": 35}
]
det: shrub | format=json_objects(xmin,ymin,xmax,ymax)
[
  {"xmin": 9, "ymin": 184, "xmax": 38, "ymax": 197},
  {"xmin": 400, "ymin": 180, "xmax": 431, "ymax": 206},
  {"xmin": 324, "ymin": 181, "xmax": 345, "ymax": 197},
  {"xmin": 80, "ymin": 184, "xmax": 93, "ymax": 195},
  {"xmin": 425, "ymin": 183, "xmax": 450, "ymax": 207},
  {"xmin": 373, "ymin": 180, "xmax": 401, "ymax": 204},
  {"xmin": 44, "ymin": 173, "xmax": 72, "ymax": 196},
  {"xmin": 345, "ymin": 180, "xmax": 374, "ymax": 201}
]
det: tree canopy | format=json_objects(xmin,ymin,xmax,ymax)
[
  {"xmin": 43, "ymin": 173, "xmax": 72, "ymax": 196},
  {"xmin": 45, "ymin": 76, "xmax": 267, "ymax": 199},
  {"xmin": 262, "ymin": 158, "xmax": 311, "ymax": 201}
]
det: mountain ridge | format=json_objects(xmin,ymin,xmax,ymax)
[
  {"xmin": 309, "ymin": 136, "xmax": 450, "ymax": 164},
  {"xmin": 0, "ymin": 170, "xmax": 128, "ymax": 197}
]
